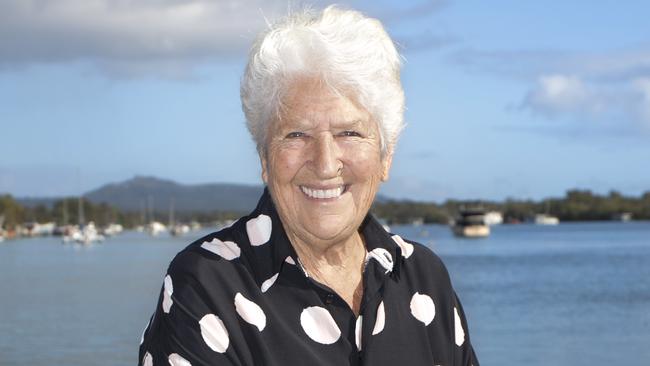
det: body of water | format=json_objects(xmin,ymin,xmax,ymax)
[{"xmin": 1, "ymin": 222, "xmax": 649, "ymax": 365}]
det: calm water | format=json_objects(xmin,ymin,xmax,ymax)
[{"xmin": 1, "ymin": 222, "xmax": 649, "ymax": 365}]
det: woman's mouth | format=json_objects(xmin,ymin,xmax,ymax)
[{"xmin": 299, "ymin": 185, "xmax": 347, "ymax": 199}]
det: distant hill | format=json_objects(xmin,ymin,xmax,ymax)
[
  {"xmin": 85, "ymin": 176, "xmax": 264, "ymax": 213},
  {"xmin": 16, "ymin": 175, "xmax": 392, "ymax": 213}
]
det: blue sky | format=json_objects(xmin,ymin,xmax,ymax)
[{"xmin": 1, "ymin": 0, "xmax": 649, "ymax": 201}]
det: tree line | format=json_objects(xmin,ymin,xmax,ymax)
[
  {"xmin": 1, "ymin": 189, "xmax": 649, "ymax": 229},
  {"xmin": 371, "ymin": 189, "xmax": 650, "ymax": 224},
  {"xmin": 0, "ymin": 195, "xmax": 241, "ymax": 230}
]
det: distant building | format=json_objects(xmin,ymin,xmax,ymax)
[
  {"xmin": 612, "ymin": 212, "xmax": 633, "ymax": 222},
  {"xmin": 484, "ymin": 211, "xmax": 503, "ymax": 226}
]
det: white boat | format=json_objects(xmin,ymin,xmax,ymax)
[
  {"xmin": 612, "ymin": 212, "xmax": 632, "ymax": 222},
  {"xmin": 63, "ymin": 222, "xmax": 105, "ymax": 245},
  {"xmin": 484, "ymin": 211, "xmax": 503, "ymax": 226},
  {"xmin": 26, "ymin": 222, "xmax": 56, "ymax": 236},
  {"xmin": 80, "ymin": 222, "xmax": 105, "ymax": 244},
  {"xmin": 103, "ymin": 223, "xmax": 123, "ymax": 236},
  {"xmin": 0, "ymin": 215, "xmax": 5, "ymax": 242},
  {"xmin": 451, "ymin": 207, "xmax": 490, "ymax": 238},
  {"xmin": 61, "ymin": 225, "xmax": 79, "ymax": 243},
  {"xmin": 170, "ymin": 224, "xmax": 190, "ymax": 236},
  {"xmin": 167, "ymin": 199, "xmax": 189, "ymax": 236},
  {"xmin": 62, "ymin": 196, "xmax": 104, "ymax": 244},
  {"xmin": 534, "ymin": 214, "xmax": 559, "ymax": 225},
  {"xmin": 147, "ymin": 221, "xmax": 167, "ymax": 236}
]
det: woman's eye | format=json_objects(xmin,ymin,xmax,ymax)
[
  {"xmin": 340, "ymin": 130, "xmax": 361, "ymax": 137},
  {"xmin": 285, "ymin": 131, "xmax": 305, "ymax": 138}
]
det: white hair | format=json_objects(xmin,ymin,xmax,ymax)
[{"xmin": 240, "ymin": 5, "xmax": 405, "ymax": 156}]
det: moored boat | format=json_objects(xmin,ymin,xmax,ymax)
[
  {"xmin": 451, "ymin": 207, "xmax": 490, "ymax": 238},
  {"xmin": 170, "ymin": 224, "xmax": 190, "ymax": 236},
  {"xmin": 612, "ymin": 212, "xmax": 632, "ymax": 222},
  {"xmin": 63, "ymin": 222, "xmax": 105, "ymax": 245},
  {"xmin": 147, "ymin": 221, "xmax": 167, "ymax": 236},
  {"xmin": 103, "ymin": 223, "xmax": 124, "ymax": 236},
  {"xmin": 534, "ymin": 214, "xmax": 559, "ymax": 225},
  {"xmin": 0, "ymin": 215, "xmax": 5, "ymax": 242}
]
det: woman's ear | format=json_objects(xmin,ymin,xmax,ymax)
[
  {"xmin": 381, "ymin": 150, "xmax": 393, "ymax": 182},
  {"xmin": 259, "ymin": 151, "xmax": 269, "ymax": 184}
]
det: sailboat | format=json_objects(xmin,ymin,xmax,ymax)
[
  {"xmin": 0, "ymin": 215, "xmax": 5, "ymax": 243},
  {"xmin": 146, "ymin": 196, "xmax": 167, "ymax": 236},
  {"xmin": 534, "ymin": 202, "xmax": 560, "ymax": 225},
  {"xmin": 63, "ymin": 196, "xmax": 105, "ymax": 244},
  {"xmin": 169, "ymin": 198, "xmax": 189, "ymax": 236}
]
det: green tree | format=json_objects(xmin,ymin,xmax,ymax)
[{"xmin": 0, "ymin": 195, "xmax": 25, "ymax": 229}]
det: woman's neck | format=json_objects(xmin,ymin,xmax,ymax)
[{"xmin": 290, "ymin": 232, "xmax": 366, "ymax": 315}]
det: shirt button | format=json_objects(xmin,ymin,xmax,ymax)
[{"xmin": 325, "ymin": 293, "xmax": 334, "ymax": 304}]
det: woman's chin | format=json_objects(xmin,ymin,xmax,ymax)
[{"xmin": 300, "ymin": 219, "xmax": 355, "ymax": 244}]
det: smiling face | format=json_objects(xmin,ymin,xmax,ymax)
[{"xmin": 261, "ymin": 78, "xmax": 393, "ymax": 251}]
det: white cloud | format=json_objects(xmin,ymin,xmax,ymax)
[
  {"xmin": 452, "ymin": 47, "xmax": 650, "ymax": 132},
  {"xmin": 451, "ymin": 48, "xmax": 650, "ymax": 82},
  {"xmin": 521, "ymin": 73, "xmax": 650, "ymax": 131},
  {"xmin": 525, "ymin": 74, "xmax": 591, "ymax": 116},
  {"xmin": 0, "ymin": 0, "xmax": 298, "ymax": 77},
  {"xmin": 0, "ymin": 0, "xmax": 448, "ymax": 78}
]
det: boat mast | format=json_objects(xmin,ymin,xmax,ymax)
[
  {"xmin": 78, "ymin": 195, "xmax": 85, "ymax": 227},
  {"xmin": 147, "ymin": 195, "xmax": 154, "ymax": 224},
  {"xmin": 169, "ymin": 197, "xmax": 175, "ymax": 228},
  {"xmin": 140, "ymin": 199, "xmax": 146, "ymax": 226},
  {"xmin": 62, "ymin": 198, "xmax": 68, "ymax": 226}
]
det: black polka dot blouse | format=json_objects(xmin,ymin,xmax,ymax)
[{"xmin": 139, "ymin": 189, "xmax": 480, "ymax": 365}]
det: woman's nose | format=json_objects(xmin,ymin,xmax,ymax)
[{"xmin": 312, "ymin": 134, "xmax": 342, "ymax": 179}]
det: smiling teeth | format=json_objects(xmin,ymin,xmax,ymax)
[{"xmin": 301, "ymin": 186, "xmax": 344, "ymax": 199}]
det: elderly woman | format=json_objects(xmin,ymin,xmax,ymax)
[{"xmin": 139, "ymin": 6, "xmax": 478, "ymax": 366}]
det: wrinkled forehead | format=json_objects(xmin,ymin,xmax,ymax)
[{"xmin": 275, "ymin": 76, "xmax": 374, "ymax": 130}]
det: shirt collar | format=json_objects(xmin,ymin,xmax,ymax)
[{"xmin": 245, "ymin": 188, "xmax": 402, "ymax": 287}]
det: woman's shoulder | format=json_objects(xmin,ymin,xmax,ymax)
[
  {"xmin": 166, "ymin": 220, "xmax": 253, "ymax": 281},
  {"xmin": 389, "ymin": 233, "xmax": 453, "ymax": 287}
]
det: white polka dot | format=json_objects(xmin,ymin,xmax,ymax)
[
  {"xmin": 142, "ymin": 352, "xmax": 153, "ymax": 366},
  {"xmin": 168, "ymin": 353, "xmax": 192, "ymax": 366},
  {"xmin": 199, "ymin": 314, "xmax": 229, "ymax": 353},
  {"xmin": 261, "ymin": 273, "xmax": 279, "ymax": 293},
  {"xmin": 367, "ymin": 248, "xmax": 393, "ymax": 273},
  {"xmin": 392, "ymin": 235, "xmax": 414, "ymax": 258},
  {"xmin": 454, "ymin": 307, "xmax": 466, "ymax": 346},
  {"xmin": 234, "ymin": 293, "xmax": 267, "ymax": 331},
  {"xmin": 162, "ymin": 275, "xmax": 173, "ymax": 313},
  {"xmin": 410, "ymin": 292, "xmax": 436, "ymax": 326},
  {"xmin": 201, "ymin": 238, "xmax": 240, "ymax": 260},
  {"xmin": 372, "ymin": 301, "xmax": 385, "ymax": 335},
  {"xmin": 355, "ymin": 315, "xmax": 363, "ymax": 350},
  {"xmin": 300, "ymin": 306, "xmax": 341, "ymax": 345},
  {"xmin": 285, "ymin": 256, "xmax": 296, "ymax": 265},
  {"xmin": 246, "ymin": 214, "xmax": 272, "ymax": 246},
  {"xmin": 140, "ymin": 317, "xmax": 151, "ymax": 345}
]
